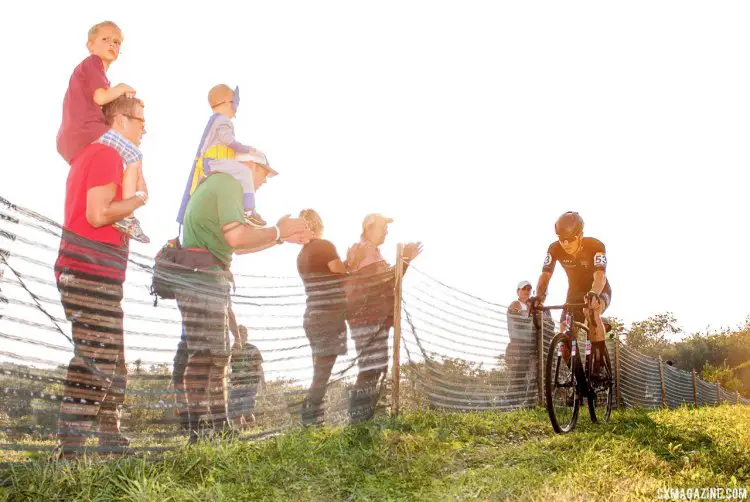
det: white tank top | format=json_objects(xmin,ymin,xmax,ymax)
[{"xmin": 516, "ymin": 300, "xmax": 529, "ymax": 315}]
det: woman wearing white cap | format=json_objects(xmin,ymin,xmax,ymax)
[
  {"xmin": 508, "ymin": 280, "xmax": 532, "ymax": 315},
  {"xmin": 504, "ymin": 281, "xmax": 557, "ymax": 404},
  {"xmin": 505, "ymin": 280, "xmax": 534, "ymax": 404}
]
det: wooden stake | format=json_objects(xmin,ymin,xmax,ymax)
[
  {"xmin": 692, "ymin": 370, "xmax": 698, "ymax": 406},
  {"xmin": 658, "ymin": 356, "xmax": 667, "ymax": 408},
  {"xmin": 614, "ymin": 338, "xmax": 621, "ymax": 409},
  {"xmin": 391, "ymin": 244, "xmax": 405, "ymax": 415}
]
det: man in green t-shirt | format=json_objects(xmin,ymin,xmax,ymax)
[{"xmin": 174, "ymin": 150, "xmax": 311, "ymax": 442}]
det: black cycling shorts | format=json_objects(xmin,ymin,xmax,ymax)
[{"xmin": 563, "ymin": 282, "xmax": 612, "ymax": 324}]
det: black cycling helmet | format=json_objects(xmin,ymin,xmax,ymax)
[{"xmin": 555, "ymin": 211, "xmax": 584, "ymax": 239}]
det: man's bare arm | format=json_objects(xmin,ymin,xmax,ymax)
[
  {"xmin": 591, "ymin": 270, "xmax": 606, "ymax": 295},
  {"xmin": 223, "ymin": 222, "xmax": 279, "ymax": 250},
  {"xmin": 224, "ymin": 216, "xmax": 311, "ymax": 253},
  {"xmin": 235, "ymin": 241, "xmax": 278, "ymax": 254},
  {"xmin": 535, "ymin": 271, "xmax": 552, "ymax": 300},
  {"xmin": 327, "ymin": 259, "xmax": 347, "ymax": 274},
  {"xmin": 86, "ymin": 184, "xmax": 144, "ymax": 228}
]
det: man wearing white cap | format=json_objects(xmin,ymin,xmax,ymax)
[
  {"xmin": 345, "ymin": 213, "xmax": 422, "ymax": 422},
  {"xmin": 173, "ymin": 148, "xmax": 311, "ymax": 442}
]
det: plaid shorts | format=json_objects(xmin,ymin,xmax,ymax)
[{"xmin": 57, "ymin": 272, "xmax": 126, "ymax": 423}]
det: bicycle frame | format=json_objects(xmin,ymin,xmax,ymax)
[{"xmin": 533, "ymin": 302, "xmax": 601, "ymax": 393}]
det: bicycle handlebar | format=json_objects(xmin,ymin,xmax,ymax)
[
  {"xmin": 527, "ymin": 298, "xmax": 589, "ymax": 312},
  {"xmin": 527, "ymin": 300, "xmax": 599, "ymax": 332},
  {"xmin": 536, "ymin": 302, "xmax": 587, "ymax": 312}
]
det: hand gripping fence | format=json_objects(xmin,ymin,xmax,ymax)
[{"xmin": 0, "ymin": 194, "xmax": 746, "ymax": 464}]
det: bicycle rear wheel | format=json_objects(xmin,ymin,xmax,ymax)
[{"xmin": 545, "ymin": 332, "xmax": 580, "ymax": 433}]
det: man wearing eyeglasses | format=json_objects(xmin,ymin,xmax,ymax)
[
  {"xmin": 531, "ymin": 212, "xmax": 611, "ymax": 378},
  {"xmin": 53, "ymin": 95, "xmax": 147, "ymax": 458}
]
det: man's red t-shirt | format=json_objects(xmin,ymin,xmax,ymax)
[
  {"xmin": 55, "ymin": 143, "xmax": 129, "ymax": 283},
  {"xmin": 56, "ymin": 55, "xmax": 110, "ymax": 164}
]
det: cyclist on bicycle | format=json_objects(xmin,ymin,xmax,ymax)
[{"xmin": 531, "ymin": 211, "xmax": 611, "ymax": 382}]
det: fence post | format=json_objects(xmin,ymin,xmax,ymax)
[
  {"xmin": 658, "ymin": 356, "xmax": 667, "ymax": 408},
  {"xmin": 614, "ymin": 337, "xmax": 621, "ymax": 409},
  {"xmin": 391, "ymin": 244, "xmax": 405, "ymax": 415},
  {"xmin": 736, "ymin": 391, "xmax": 741, "ymax": 405},
  {"xmin": 537, "ymin": 314, "xmax": 544, "ymax": 406},
  {"xmin": 716, "ymin": 382, "xmax": 721, "ymax": 405},
  {"xmin": 692, "ymin": 370, "xmax": 698, "ymax": 406}
]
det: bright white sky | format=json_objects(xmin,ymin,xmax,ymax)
[{"xmin": 1, "ymin": 0, "xmax": 749, "ymax": 337}]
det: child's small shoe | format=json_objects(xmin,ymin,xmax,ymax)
[
  {"xmin": 112, "ymin": 218, "xmax": 130, "ymax": 235},
  {"xmin": 128, "ymin": 217, "xmax": 150, "ymax": 243},
  {"xmin": 245, "ymin": 210, "xmax": 266, "ymax": 227},
  {"xmin": 114, "ymin": 216, "xmax": 150, "ymax": 244}
]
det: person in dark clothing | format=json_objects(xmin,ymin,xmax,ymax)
[
  {"xmin": 229, "ymin": 323, "xmax": 264, "ymax": 429},
  {"xmin": 296, "ymin": 209, "xmax": 348, "ymax": 425}
]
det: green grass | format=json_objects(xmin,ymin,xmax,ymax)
[{"xmin": 1, "ymin": 405, "xmax": 749, "ymax": 501}]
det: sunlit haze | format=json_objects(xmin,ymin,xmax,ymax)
[{"xmin": 2, "ymin": 1, "xmax": 749, "ymax": 337}]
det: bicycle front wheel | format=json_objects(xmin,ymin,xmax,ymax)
[
  {"xmin": 587, "ymin": 343, "xmax": 614, "ymax": 423},
  {"xmin": 545, "ymin": 333, "xmax": 580, "ymax": 433}
]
